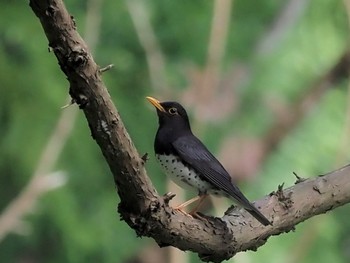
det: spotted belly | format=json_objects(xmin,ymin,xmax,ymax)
[{"xmin": 156, "ymin": 154, "xmax": 219, "ymax": 195}]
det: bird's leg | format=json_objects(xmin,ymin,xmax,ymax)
[
  {"xmin": 173, "ymin": 196, "xmax": 201, "ymax": 217},
  {"xmin": 174, "ymin": 195, "xmax": 201, "ymax": 210},
  {"xmin": 173, "ymin": 195, "xmax": 209, "ymax": 221},
  {"xmin": 189, "ymin": 194, "xmax": 208, "ymax": 217}
]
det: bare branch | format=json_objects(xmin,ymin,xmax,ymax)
[
  {"xmin": 99, "ymin": 64, "xmax": 114, "ymax": 73},
  {"xmin": 28, "ymin": 1, "xmax": 350, "ymax": 262},
  {"xmin": 0, "ymin": 0, "xmax": 106, "ymax": 243},
  {"xmin": 182, "ymin": 0, "xmax": 235, "ymax": 123},
  {"xmin": 255, "ymin": 0, "xmax": 308, "ymax": 54},
  {"xmin": 0, "ymin": 100, "xmax": 76, "ymax": 241},
  {"xmin": 126, "ymin": 0, "xmax": 168, "ymax": 92},
  {"xmin": 263, "ymin": 51, "xmax": 350, "ymax": 155}
]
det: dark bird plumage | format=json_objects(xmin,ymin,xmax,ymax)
[{"xmin": 147, "ymin": 96, "xmax": 271, "ymax": 226}]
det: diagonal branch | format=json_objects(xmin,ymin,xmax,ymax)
[
  {"xmin": 125, "ymin": 0, "xmax": 168, "ymax": 93},
  {"xmin": 28, "ymin": 1, "xmax": 350, "ymax": 262},
  {"xmin": 29, "ymin": 0, "xmax": 157, "ymax": 215}
]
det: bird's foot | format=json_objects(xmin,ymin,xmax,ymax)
[
  {"xmin": 190, "ymin": 211, "xmax": 208, "ymax": 221},
  {"xmin": 173, "ymin": 208, "xmax": 209, "ymax": 222},
  {"xmin": 173, "ymin": 207, "xmax": 194, "ymax": 218},
  {"xmin": 172, "ymin": 207, "xmax": 209, "ymax": 222}
]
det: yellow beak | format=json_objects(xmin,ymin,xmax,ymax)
[{"xmin": 146, "ymin": 96, "xmax": 166, "ymax": 112}]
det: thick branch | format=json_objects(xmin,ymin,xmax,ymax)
[
  {"xmin": 28, "ymin": 1, "xmax": 350, "ymax": 262},
  {"xmin": 29, "ymin": 0, "xmax": 157, "ymax": 215}
]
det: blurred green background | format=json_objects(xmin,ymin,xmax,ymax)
[{"xmin": 0, "ymin": 0, "xmax": 350, "ymax": 262}]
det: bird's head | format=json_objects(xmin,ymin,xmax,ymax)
[{"xmin": 146, "ymin": 96, "xmax": 191, "ymax": 133}]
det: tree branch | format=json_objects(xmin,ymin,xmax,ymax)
[
  {"xmin": 28, "ymin": 1, "xmax": 350, "ymax": 262},
  {"xmin": 29, "ymin": 0, "xmax": 157, "ymax": 216}
]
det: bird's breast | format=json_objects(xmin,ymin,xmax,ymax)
[{"xmin": 156, "ymin": 154, "xmax": 215, "ymax": 194}]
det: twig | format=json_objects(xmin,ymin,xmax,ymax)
[
  {"xmin": 0, "ymin": 97, "xmax": 76, "ymax": 241},
  {"xmin": 262, "ymin": 51, "xmax": 350, "ymax": 156},
  {"xmin": 255, "ymin": 0, "xmax": 308, "ymax": 54},
  {"xmin": 125, "ymin": 0, "xmax": 168, "ymax": 92},
  {"xmin": 99, "ymin": 64, "xmax": 114, "ymax": 73},
  {"xmin": 197, "ymin": 0, "xmax": 233, "ymax": 105},
  {"xmin": 0, "ymin": 0, "xmax": 104, "ymax": 243}
]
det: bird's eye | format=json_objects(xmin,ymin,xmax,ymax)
[{"xmin": 168, "ymin": 107, "xmax": 178, "ymax": 115}]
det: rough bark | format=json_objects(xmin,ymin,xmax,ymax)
[{"xmin": 29, "ymin": 1, "xmax": 350, "ymax": 262}]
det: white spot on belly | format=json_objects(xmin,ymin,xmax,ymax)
[{"xmin": 156, "ymin": 154, "xmax": 213, "ymax": 194}]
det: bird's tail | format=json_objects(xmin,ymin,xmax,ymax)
[
  {"xmin": 226, "ymin": 183, "xmax": 272, "ymax": 225},
  {"xmin": 245, "ymin": 205, "xmax": 272, "ymax": 226}
]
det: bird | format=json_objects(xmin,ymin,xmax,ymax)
[{"xmin": 146, "ymin": 96, "xmax": 271, "ymax": 226}]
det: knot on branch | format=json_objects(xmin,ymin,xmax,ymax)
[
  {"xmin": 45, "ymin": 5, "xmax": 57, "ymax": 17},
  {"xmin": 118, "ymin": 197, "xmax": 167, "ymax": 237},
  {"xmin": 68, "ymin": 91, "xmax": 88, "ymax": 109},
  {"xmin": 271, "ymin": 183, "xmax": 293, "ymax": 209},
  {"xmin": 67, "ymin": 46, "xmax": 89, "ymax": 69}
]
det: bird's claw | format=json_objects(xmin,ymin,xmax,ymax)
[
  {"xmin": 173, "ymin": 207, "xmax": 208, "ymax": 222},
  {"xmin": 174, "ymin": 207, "xmax": 194, "ymax": 218}
]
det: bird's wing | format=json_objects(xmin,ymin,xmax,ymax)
[
  {"xmin": 172, "ymin": 135, "xmax": 271, "ymax": 226},
  {"xmin": 172, "ymin": 135, "xmax": 252, "ymax": 207}
]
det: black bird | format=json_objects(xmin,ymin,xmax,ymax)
[{"xmin": 147, "ymin": 96, "xmax": 271, "ymax": 226}]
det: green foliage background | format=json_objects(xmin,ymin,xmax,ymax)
[{"xmin": 0, "ymin": 0, "xmax": 349, "ymax": 262}]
